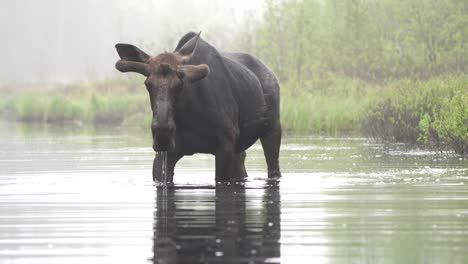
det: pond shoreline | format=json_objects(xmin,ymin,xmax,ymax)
[{"xmin": 1, "ymin": 74, "xmax": 466, "ymax": 155}]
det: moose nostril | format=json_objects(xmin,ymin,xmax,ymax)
[{"xmin": 151, "ymin": 120, "xmax": 176, "ymax": 152}]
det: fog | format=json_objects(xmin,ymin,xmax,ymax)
[{"xmin": 0, "ymin": 0, "xmax": 264, "ymax": 83}]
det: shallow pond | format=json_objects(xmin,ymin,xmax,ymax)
[{"xmin": 0, "ymin": 122, "xmax": 467, "ymax": 264}]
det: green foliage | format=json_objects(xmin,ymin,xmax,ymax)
[
  {"xmin": 47, "ymin": 95, "xmax": 86, "ymax": 123},
  {"xmin": 231, "ymin": 0, "xmax": 467, "ymax": 153},
  {"xmin": 364, "ymin": 74, "xmax": 467, "ymax": 154},
  {"xmin": 3, "ymin": 80, "xmax": 150, "ymax": 127},
  {"xmin": 1, "ymin": 74, "xmax": 466, "ymax": 154},
  {"xmin": 281, "ymin": 75, "xmax": 381, "ymax": 134},
  {"xmin": 233, "ymin": 0, "xmax": 467, "ymax": 82},
  {"xmin": 14, "ymin": 93, "xmax": 49, "ymax": 122},
  {"xmin": 418, "ymin": 113, "xmax": 432, "ymax": 143},
  {"xmin": 430, "ymin": 90, "xmax": 468, "ymax": 154},
  {"xmin": 90, "ymin": 94, "xmax": 147, "ymax": 125}
]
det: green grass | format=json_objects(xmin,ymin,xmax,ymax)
[
  {"xmin": 364, "ymin": 74, "xmax": 467, "ymax": 154},
  {"xmin": 1, "ymin": 74, "xmax": 466, "ymax": 154},
  {"xmin": 0, "ymin": 78, "xmax": 150, "ymax": 127},
  {"xmin": 280, "ymin": 76, "xmax": 384, "ymax": 135}
]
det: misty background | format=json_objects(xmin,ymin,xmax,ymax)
[
  {"xmin": 0, "ymin": 0, "xmax": 465, "ymax": 154},
  {"xmin": 0, "ymin": 0, "xmax": 264, "ymax": 83}
]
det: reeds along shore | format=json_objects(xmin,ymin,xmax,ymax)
[{"xmin": 1, "ymin": 74, "xmax": 466, "ymax": 154}]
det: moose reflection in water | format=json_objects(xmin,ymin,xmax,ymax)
[{"xmin": 152, "ymin": 183, "xmax": 281, "ymax": 264}]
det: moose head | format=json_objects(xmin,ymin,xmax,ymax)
[{"xmin": 115, "ymin": 33, "xmax": 209, "ymax": 151}]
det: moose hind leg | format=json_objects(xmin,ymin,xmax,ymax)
[
  {"xmin": 260, "ymin": 125, "xmax": 282, "ymax": 179},
  {"xmin": 153, "ymin": 152, "xmax": 183, "ymax": 183}
]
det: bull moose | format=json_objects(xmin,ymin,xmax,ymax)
[{"xmin": 115, "ymin": 32, "xmax": 281, "ymax": 183}]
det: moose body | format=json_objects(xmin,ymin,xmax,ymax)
[{"xmin": 115, "ymin": 32, "xmax": 281, "ymax": 182}]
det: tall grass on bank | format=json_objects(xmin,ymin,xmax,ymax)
[
  {"xmin": 1, "ymin": 74, "xmax": 466, "ymax": 154},
  {"xmin": 10, "ymin": 93, "xmax": 150, "ymax": 125},
  {"xmin": 281, "ymin": 74, "xmax": 467, "ymax": 154},
  {"xmin": 280, "ymin": 76, "xmax": 384, "ymax": 135},
  {"xmin": 0, "ymin": 78, "xmax": 151, "ymax": 127}
]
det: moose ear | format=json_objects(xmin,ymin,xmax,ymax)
[
  {"xmin": 176, "ymin": 64, "xmax": 210, "ymax": 83},
  {"xmin": 174, "ymin": 32, "xmax": 198, "ymax": 52},
  {"xmin": 176, "ymin": 32, "xmax": 201, "ymax": 63},
  {"xmin": 115, "ymin": 44, "xmax": 151, "ymax": 76},
  {"xmin": 115, "ymin": 43, "xmax": 150, "ymax": 63}
]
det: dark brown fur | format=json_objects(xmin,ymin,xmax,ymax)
[{"xmin": 115, "ymin": 32, "xmax": 282, "ymax": 183}]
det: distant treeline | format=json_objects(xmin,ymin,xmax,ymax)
[{"xmin": 233, "ymin": 0, "xmax": 467, "ymax": 82}]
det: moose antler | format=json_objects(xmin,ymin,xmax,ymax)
[{"xmin": 115, "ymin": 60, "xmax": 150, "ymax": 76}]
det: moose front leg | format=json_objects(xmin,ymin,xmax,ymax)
[
  {"xmin": 153, "ymin": 152, "xmax": 183, "ymax": 183},
  {"xmin": 215, "ymin": 150, "xmax": 235, "ymax": 182}
]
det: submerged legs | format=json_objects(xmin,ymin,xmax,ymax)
[
  {"xmin": 151, "ymin": 125, "xmax": 281, "ymax": 183},
  {"xmin": 153, "ymin": 152, "xmax": 183, "ymax": 183},
  {"xmin": 215, "ymin": 151, "xmax": 248, "ymax": 182}
]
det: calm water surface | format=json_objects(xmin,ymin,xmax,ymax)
[{"xmin": 0, "ymin": 123, "xmax": 467, "ymax": 264}]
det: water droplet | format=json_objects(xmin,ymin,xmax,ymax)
[
  {"xmin": 215, "ymin": 251, "xmax": 224, "ymax": 257},
  {"xmin": 268, "ymin": 222, "xmax": 273, "ymax": 227},
  {"xmin": 161, "ymin": 151, "xmax": 167, "ymax": 185},
  {"xmin": 215, "ymin": 238, "xmax": 221, "ymax": 243}
]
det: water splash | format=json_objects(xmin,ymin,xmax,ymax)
[{"xmin": 161, "ymin": 151, "xmax": 167, "ymax": 185}]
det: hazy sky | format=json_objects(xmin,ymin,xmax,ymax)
[{"xmin": 0, "ymin": 0, "xmax": 265, "ymax": 83}]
